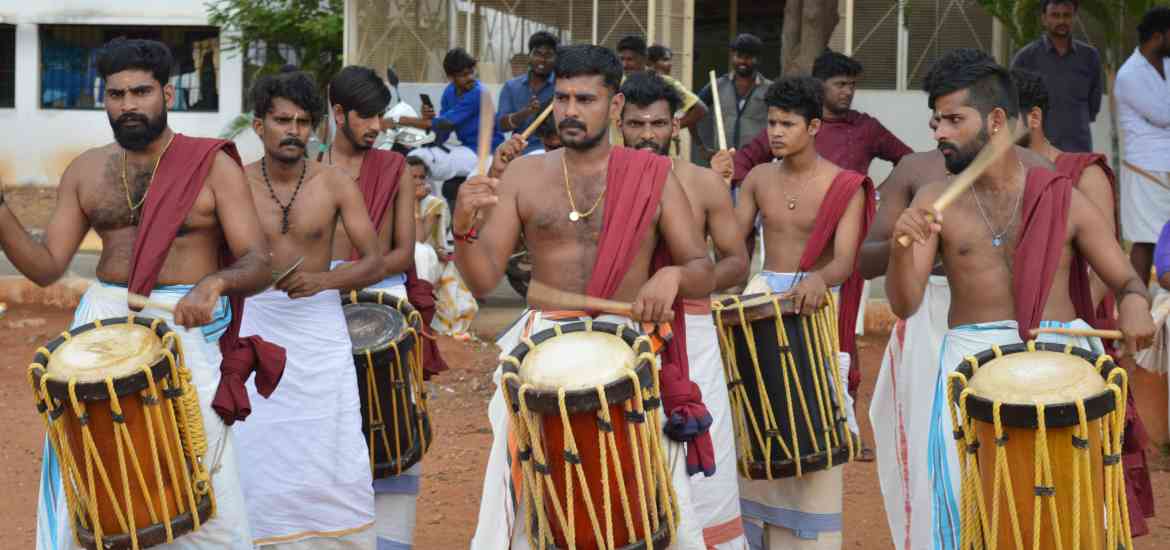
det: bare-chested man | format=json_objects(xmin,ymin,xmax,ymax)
[
  {"xmin": 886, "ymin": 58, "xmax": 1155, "ymax": 550},
  {"xmin": 0, "ymin": 39, "xmax": 272, "ymax": 549},
  {"xmin": 616, "ymin": 70, "xmax": 749, "ymax": 550},
  {"xmin": 732, "ymin": 76, "xmax": 873, "ymax": 550},
  {"xmin": 231, "ymin": 70, "xmax": 385, "ymax": 548},
  {"xmin": 459, "ymin": 44, "xmax": 714, "ymax": 550}
]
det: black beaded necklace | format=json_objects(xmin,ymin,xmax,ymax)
[{"xmin": 261, "ymin": 156, "xmax": 307, "ymax": 234}]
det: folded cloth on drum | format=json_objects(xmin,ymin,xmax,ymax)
[
  {"xmin": 926, "ymin": 319, "xmax": 1105, "ymax": 550},
  {"xmin": 37, "ymin": 282, "xmax": 254, "ymax": 550},
  {"xmin": 234, "ymin": 289, "xmax": 374, "ymax": 546}
]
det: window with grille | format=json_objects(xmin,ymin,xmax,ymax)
[
  {"xmin": 39, "ymin": 25, "xmax": 220, "ymax": 111},
  {"xmin": 905, "ymin": 0, "xmax": 994, "ymax": 91},
  {"xmin": 852, "ymin": 1, "xmax": 900, "ymax": 90},
  {"xmin": 1, "ymin": 24, "xmax": 14, "ymax": 108}
]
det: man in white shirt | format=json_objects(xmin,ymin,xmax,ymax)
[{"xmin": 1117, "ymin": 6, "xmax": 1170, "ymax": 281}]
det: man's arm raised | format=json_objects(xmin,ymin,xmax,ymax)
[
  {"xmin": 859, "ymin": 156, "xmax": 917, "ymax": 280},
  {"xmin": 634, "ymin": 170, "xmax": 713, "ymax": 322},
  {"xmin": 0, "ymin": 160, "xmax": 91, "ymax": 286},
  {"xmin": 696, "ymin": 167, "xmax": 747, "ymax": 291},
  {"xmin": 452, "ymin": 160, "xmax": 523, "ymax": 297},
  {"xmin": 176, "ymin": 151, "xmax": 272, "ymax": 327},
  {"xmin": 885, "ymin": 187, "xmax": 941, "ymax": 319}
]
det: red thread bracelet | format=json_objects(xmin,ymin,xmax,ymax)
[{"xmin": 453, "ymin": 226, "xmax": 479, "ymax": 243}]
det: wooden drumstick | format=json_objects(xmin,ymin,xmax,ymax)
[
  {"xmin": 476, "ymin": 91, "xmax": 495, "ymax": 177},
  {"xmin": 527, "ymin": 280, "xmax": 634, "ymax": 318},
  {"xmin": 708, "ymin": 70, "xmax": 728, "ymax": 152},
  {"xmin": 519, "ymin": 101, "xmax": 555, "ymax": 141},
  {"xmin": 1030, "ymin": 327, "xmax": 1123, "ymax": 340},
  {"xmin": 895, "ymin": 127, "xmax": 1023, "ymax": 247}
]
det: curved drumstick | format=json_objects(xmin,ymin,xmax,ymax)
[
  {"xmin": 527, "ymin": 280, "xmax": 634, "ymax": 317},
  {"xmin": 896, "ymin": 128, "xmax": 1022, "ymax": 247},
  {"xmin": 477, "ymin": 91, "xmax": 495, "ymax": 176},
  {"xmin": 708, "ymin": 70, "xmax": 728, "ymax": 152},
  {"xmin": 519, "ymin": 102, "xmax": 555, "ymax": 141},
  {"xmin": 1030, "ymin": 326, "xmax": 1122, "ymax": 340}
]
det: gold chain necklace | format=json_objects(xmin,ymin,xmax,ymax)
[
  {"xmin": 561, "ymin": 154, "xmax": 605, "ymax": 222},
  {"xmin": 120, "ymin": 133, "xmax": 176, "ymax": 224},
  {"xmin": 782, "ymin": 155, "xmax": 820, "ymax": 210}
]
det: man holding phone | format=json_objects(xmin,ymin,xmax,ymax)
[{"xmin": 393, "ymin": 47, "xmax": 503, "ymax": 153}]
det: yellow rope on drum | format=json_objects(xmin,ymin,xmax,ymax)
[
  {"xmin": 136, "ymin": 360, "xmax": 176, "ymax": 543},
  {"xmin": 388, "ymin": 341, "xmax": 405, "ymax": 475},
  {"xmin": 643, "ymin": 351, "xmax": 677, "ymax": 538}
]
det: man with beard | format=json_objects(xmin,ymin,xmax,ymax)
[
  {"xmin": 1011, "ymin": 0, "xmax": 1103, "ymax": 153},
  {"xmin": 696, "ymin": 33, "xmax": 771, "ymax": 158},
  {"xmin": 616, "ymin": 35, "xmax": 708, "ymax": 141},
  {"xmin": 733, "ymin": 76, "xmax": 874, "ymax": 550},
  {"xmin": 232, "ymin": 70, "xmax": 386, "ymax": 548},
  {"xmin": 1, "ymin": 38, "xmax": 277, "ymax": 550},
  {"xmin": 1116, "ymin": 6, "xmax": 1170, "ymax": 306},
  {"xmin": 886, "ymin": 59, "xmax": 1154, "ymax": 550},
  {"xmin": 619, "ymin": 71, "xmax": 750, "ymax": 550},
  {"xmin": 463, "ymin": 44, "xmax": 714, "ymax": 550},
  {"xmin": 857, "ymin": 48, "xmax": 1056, "ymax": 550},
  {"xmin": 497, "ymin": 31, "xmax": 558, "ymax": 155},
  {"xmin": 325, "ymin": 66, "xmax": 446, "ymax": 550}
]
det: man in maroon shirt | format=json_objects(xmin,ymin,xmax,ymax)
[{"xmin": 712, "ymin": 51, "xmax": 912, "ymax": 184}]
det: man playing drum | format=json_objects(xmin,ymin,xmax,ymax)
[
  {"xmin": 325, "ymin": 66, "xmax": 441, "ymax": 550},
  {"xmin": 232, "ymin": 70, "xmax": 387, "ymax": 547},
  {"xmin": 616, "ymin": 71, "xmax": 750, "ymax": 550},
  {"xmin": 458, "ymin": 44, "xmax": 715, "ymax": 549},
  {"xmin": 0, "ymin": 39, "xmax": 276, "ymax": 549},
  {"xmin": 886, "ymin": 58, "xmax": 1156, "ymax": 550},
  {"xmin": 858, "ymin": 48, "xmax": 1056, "ymax": 550},
  {"xmin": 732, "ymin": 76, "xmax": 874, "ymax": 549}
]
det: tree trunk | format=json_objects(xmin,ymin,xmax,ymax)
[{"xmin": 780, "ymin": 0, "xmax": 841, "ymax": 77}]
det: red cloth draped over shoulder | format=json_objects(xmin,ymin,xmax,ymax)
[
  {"xmin": 351, "ymin": 148, "xmax": 448, "ymax": 379},
  {"xmin": 585, "ymin": 146, "xmax": 715, "ymax": 476},
  {"xmin": 797, "ymin": 170, "xmax": 875, "ymax": 396},
  {"xmin": 128, "ymin": 134, "xmax": 286, "ymax": 426},
  {"xmin": 1058, "ymin": 152, "xmax": 1119, "ymax": 336},
  {"xmin": 1011, "ymin": 165, "xmax": 1153, "ymax": 536}
]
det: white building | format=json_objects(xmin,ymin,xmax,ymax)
[{"xmin": 0, "ymin": 0, "xmax": 262, "ymax": 187}]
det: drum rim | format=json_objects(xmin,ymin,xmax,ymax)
[
  {"xmin": 501, "ymin": 321, "xmax": 655, "ymax": 415},
  {"xmin": 742, "ymin": 431, "xmax": 861, "ymax": 479},
  {"xmin": 342, "ymin": 290, "xmax": 420, "ymax": 355},
  {"xmin": 74, "ymin": 493, "xmax": 213, "ymax": 550},
  {"xmin": 370, "ymin": 411, "xmax": 434, "ymax": 479},
  {"xmin": 30, "ymin": 316, "xmax": 178, "ymax": 403},
  {"xmin": 951, "ymin": 341, "xmax": 1120, "ymax": 429},
  {"xmin": 711, "ymin": 292, "xmax": 803, "ymax": 326}
]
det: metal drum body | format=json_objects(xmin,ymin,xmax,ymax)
[
  {"xmin": 343, "ymin": 290, "xmax": 432, "ymax": 478},
  {"xmin": 29, "ymin": 316, "xmax": 213, "ymax": 550},
  {"xmin": 712, "ymin": 293, "xmax": 857, "ymax": 480},
  {"xmin": 501, "ymin": 320, "xmax": 676, "ymax": 550},
  {"xmin": 948, "ymin": 341, "xmax": 1132, "ymax": 550}
]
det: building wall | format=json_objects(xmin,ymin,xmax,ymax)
[{"xmin": 0, "ymin": 1, "xmax": 262, "ymax": 187}]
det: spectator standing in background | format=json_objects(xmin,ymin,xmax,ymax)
[
  {"xmin": 394, "ymin": 47, "xmax": 504, "ymax": 152},
  {"xmin": 616, "ymin": 35, "xmax": 708, "ymax": 138},
  {"xmin": 1116, "ymin": 6, "xmax": 1170, "ymax": 286},
  {"xmin": 696, "ymin": 33, "xmax": 772, "ymax": 159},
  {"xmin": 496, "ymin": 31, "xmax": 558, "ymax": 154},
  {"xmin": 1010, "ymin": 0, "xmax": 1103, "ymax": 152},
  {"xmin": 648, "ymin": 44, "xmax": 673, "ymax": 74}
]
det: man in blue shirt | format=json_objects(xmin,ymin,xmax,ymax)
[
  {"xmin": 395, "ymin": 47, "xmax": 504, "ymax": 151},
  {"xmin": 497, "ymin": 31, "xmax": 558, "ymax": 154}
]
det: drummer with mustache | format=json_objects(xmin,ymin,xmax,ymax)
[
  {"xmin": 232, "ymin": 70, "xmax": 387, "ymax": 548},
  {"xmin": 885, "ymin": 58, "xmax": 1154, "ymax": 550},
  {"xmin": 0, "ymin": 38, "xmax": 274, "ymax": 549},
  {"xmin": 732, "ymin": 76, "xmax": 874, "ymax": 549},
  {"xmin": 458, "ymin": 44, "xmax": 715, "ymax": 549}
]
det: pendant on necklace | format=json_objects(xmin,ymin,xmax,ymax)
[
  {"xmin": 992, "ymin": 236, "xmax": 1003, "ymax": 248},
  {"xmin": 569, "ymin": 211, "xmax": 581, "ymax": 222},
  {"xmin": 787, "ymin": 200, "xmax": 796, "ymax": 210}
]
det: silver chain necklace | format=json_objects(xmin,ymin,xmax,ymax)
[{"xmin": 970, "ymin": 160, "xmax": 1025, "ymax": 248}]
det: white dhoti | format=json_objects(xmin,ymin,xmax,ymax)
[
  {"xmin": 470, "ymin": 310, "xmax": 705, "ymax": 550},
  {"xmin": 235, "ymin": 289, "xmax": 374, "ymax": 548},
  {"xmin": 684, "ymin": 305, "xmax": 747, "ymax": 549},
  {"xmin": 35, "ymin": 283, "xmax": 253, "ymax": 550},
  {"xmin": 1134, "ymin": 291, "xmax": 1170, "ymax": 447},
  {"xmin": 738, "ymin": 272, "xmax": 857, "ymax": 550},
  {"xmin": 870, "ymin": 276, "xmax": 950, "ymax": 550},
  {"xmin": 1120, "ymin": 164, "xmax": 1170, "ymax": 244},
  {"xmin": 926, "ymin": 319, "xmax": 1102, "ymax": 550}
]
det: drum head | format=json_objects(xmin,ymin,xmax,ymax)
[
  {"xmin": 46, "ymin": 323, "xmax": 163, "ymax": 383},
  {"xmin": 345, "ymin": 302, "xmax": 406, "ymax": 354},
  {"xmin": 968, "ymin": 350, "xmax": 1107, "ymax": 405},
  {"xmin": 519, "ymin": 331, "xmax": 637, "ymax": 391}
]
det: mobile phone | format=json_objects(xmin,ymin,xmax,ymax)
[{"xmin": 420, "ymin": 94, "xmax": 433, "ymax": 109}]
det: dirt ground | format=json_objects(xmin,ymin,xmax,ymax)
[{"xmin": 2, "ymin": 303, "xmax": 1168, "ymax": 548}]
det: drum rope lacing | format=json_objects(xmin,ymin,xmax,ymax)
[
  {"xmin": 28, "ymin": 316, "xmax": 213, "ymax": 550},
  {"xmin": 711, "ymin": 292, "xmax": 856, "ymax": 480},
  {"xmin": 500, "ymin": 320, "xmax": 678, "ymax": 549},
  {"xmin": 946, "ymin": 342, "xmax": 1134, "ymax": 550}
]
